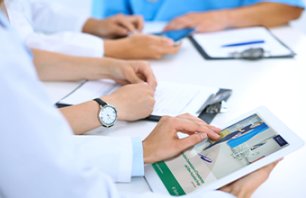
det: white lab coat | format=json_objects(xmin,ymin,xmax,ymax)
[
  {"xmin": 5, "ymin": 0, "xmax": 104, "ymax": 57},
  {"xmin": 0, "ymin": 13, "xmax": 234, "ymax": 198}
]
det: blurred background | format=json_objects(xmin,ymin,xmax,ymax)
[{"xmin": 41, "ymin": 0, "xmax": 305, "ymax": 33}]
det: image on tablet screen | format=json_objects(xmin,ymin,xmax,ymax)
[{"xmin": 152, "ymin": 114, "xmax": 289, "ymax": 196}]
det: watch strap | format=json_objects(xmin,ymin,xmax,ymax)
[{"xmin": 93, "ymin": 98, "xmax": 107, "ymax": 107}]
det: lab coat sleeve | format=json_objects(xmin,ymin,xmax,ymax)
[
  {"xmin": 131, "ymin": 138, "xmax": 145, "ymax": 177},
  {"xmin": 73, "ymin": 136, "xmax": 144, "ymax": 182},
  {"xmin": 29, "ymin": 0, "xmax": 89, "ymax": 33},
  {"xmin": 73, "ymin": 135, "xmax": 135, "ymax": 182},
  {"xmin": 0, "ymin": 16, "xmax": 235, "ymax": 198},
  {"xmin": 6, "ymin": 0, "xmax": 104, "ymax": 57},
  {"xmin": 25, "ymin": 31, "xmax": 104, "ymax": 57}
]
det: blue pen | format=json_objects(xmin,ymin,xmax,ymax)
[
  {"xmin": 222, "ymin": 40, "xmax": 265, "ymax": 48},
  {"xmin": 198, "ymin": 153, "xmax": 213, "ymax": 163}
]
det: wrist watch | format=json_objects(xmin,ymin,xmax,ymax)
[{"xmin": 93, "ymin": 98, "xmax": 117, "ymax": 128}]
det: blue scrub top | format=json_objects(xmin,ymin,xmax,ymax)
[{"xmin": 92, "ymin": 0, "xmax": 305, "ymax": 21}]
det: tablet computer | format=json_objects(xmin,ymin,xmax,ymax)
[
  {"xmin": 152, "ymin": 28, "xmax": 195, "ymax": 42},
  {"xmin": 145, "ymin": 106, "xmax": 304, "ymax": 196}
]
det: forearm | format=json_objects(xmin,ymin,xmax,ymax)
[
  {"xmin": 104, "ymin": 39, "xmax": 127, "ymax": 59},
  {"xmin": 224, "ymin": 2, "xmax": 303, "ymax": 28},
  {"xmin": 60, "ymin": 95, "xmax": 123, "ymax": 135},
  {"xmin": 60, "ymin": 101, "xmax": 101, "ymax": 135},
  {"xmin": 32, "ymin": 49, "xmax": 113, "ymax": 81}
]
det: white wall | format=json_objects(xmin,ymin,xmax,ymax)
[{"xmin": 43, "ymin": 0, "xmax": 306, "ymax": 34}]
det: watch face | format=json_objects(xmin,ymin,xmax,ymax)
[{"xmin": 99, "ymin": 105, "xmax": 117, "ymax": 127}]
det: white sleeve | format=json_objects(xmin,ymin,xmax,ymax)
[
  {"xmin": 0, "ymin": 24, "xmax": 127, "ymax": 198},
  {"xmin": 28, "ymin": 0, "xmax": 89, "ymax": 33},
  {"xmin": 73, "ymin": 136, "xmax": 134, "ymax": 182},
  {"xmin": 25, "ymin": 31, "xmax": 104, "ymax": 57},
  {"xmin": 0, "ymin": 20, "xmax": 235, "ymax": 198},
  {"xmin": 6, "ymin": 0, "xmax": 104, "ymax": 57}
]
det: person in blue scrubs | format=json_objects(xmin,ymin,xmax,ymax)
[{"xmin": 93, "ymin": 0, "xmax": 304, "ymax": 32}]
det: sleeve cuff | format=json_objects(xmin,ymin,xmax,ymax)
[{"xmin": 131, "ymin": 138, "xmax": 145, "ymax": 177}]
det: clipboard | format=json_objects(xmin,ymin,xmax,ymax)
[
  {"xmin": 188, "ymin": 26, "xmax": 296, "ymax": 60},
  {"xmin": 198, "ymin": 89, "xmax": 232, "ymax": 124},
  {"xmin": 145, "ymin": 88, "xmax": 232, "ymax": 124}
]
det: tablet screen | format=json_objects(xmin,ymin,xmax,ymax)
[{"xmin": 152, "ymin": 114, "xmax": 289, "ymax": 196}]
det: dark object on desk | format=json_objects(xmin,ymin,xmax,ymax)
[
  {"xmin": 230, "ymin": 47, "xmax": 265, "ymax": 60},
  {"xmin": 56, "ymin": 102, "xmax": 72, "ymax": 108},
  {"xmin": 144, "ymin": 115, "xmax": 161, "ymax": 122},
  {"xmin": 198, "ymin": 89, "xmax": 232, "ymax": 124}
]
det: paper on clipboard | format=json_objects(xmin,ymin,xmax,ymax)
[{"xmin": 191, "ymin": 27, "xmax": 295, "ymax": 59}]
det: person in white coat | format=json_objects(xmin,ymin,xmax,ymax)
[
  {"xmin": 5, "ymin": 0, "xmax": 180, "ymax": 60},
  {"xmin": 32, "ymin": 48, "xmax": 158, "ymax": 135},
  {"xmin": 0, "ymin": 4, "xmax": 279, "ymax": 198},
  {"xmin": 2, "ymin": 1, "xmax": 161, "ymax": 134}
]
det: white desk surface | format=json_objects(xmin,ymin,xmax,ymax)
[{"xmin": 44, "ymin": 25, "xmax": 306, "ymax": 198}]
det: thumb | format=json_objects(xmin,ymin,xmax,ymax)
[{"xmin": 178, "ymin": 133, "xmax": 207, "ymax": 152}]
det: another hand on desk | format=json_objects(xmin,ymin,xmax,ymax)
[
  {"xmin": 83, "ymin": 14, "xmax": 144, "ymax": 38},
  {"xmin": 164, "ymin": 4, "xmax": 303, "ymax": 33},
  {"xmin": 94, "ymin": 59, "xmax": 158, "ymax": 120},
  {"xmin": 60, "ymin": 83, "xmax": 155, "ymax": 134},
  {"xmin": 142, "ymin": 114, "xmax": 221, "ymax": 164},
  {"xmin": 103, "ymin": 83, "xmax": 155, "ymax": 121},
  {"xmin": 104, "ymin": 34, "xmax": 181, "ymax": 60},
  {"xmin": 105, "ymin": 59, "xmax": 157, "ymax": 89},
  {"xmin": 220, "ymin": 160, "xmax": 280, "ymax": 198},
  {"xmin": 164, "ymin": 11, "xmax": 228, "ymax": 33}
]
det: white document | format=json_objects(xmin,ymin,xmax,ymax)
[
  {"xmin": 59, "ymin": 80, "xmax": 219, "ymax": 117},
  {"xmin": 60, "ymin": 80, "xmax": 119, "ymax": 105},
  {"xmin": 193, "ymin": 27, "xmax": 294, "ymax": 58}
]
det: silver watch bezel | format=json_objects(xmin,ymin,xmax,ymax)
[{"xmin": 98, "ymin": 104, "xmax": 117, "ymax": 128}]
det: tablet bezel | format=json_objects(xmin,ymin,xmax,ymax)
[{"xmin": 145, "ymin": 106, "xmax": 304, "ymax": 195}]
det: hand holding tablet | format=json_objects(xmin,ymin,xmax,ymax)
[
  {"xmin": 145, "ymin": 107, "xmax": 304, "ymax": 196},
  {"xmin": 220, "ymin": 159, "xmax": 281, "ymax": 197}
]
